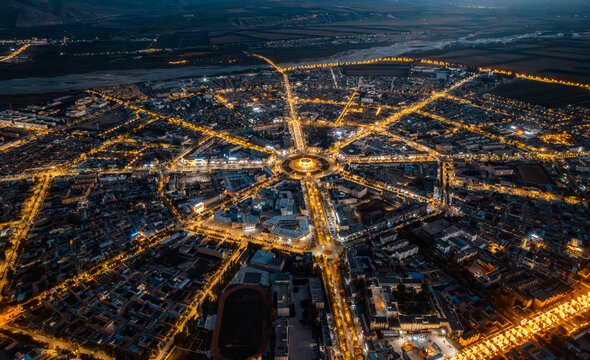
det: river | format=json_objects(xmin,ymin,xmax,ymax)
[{"xmin": 0, "ymin": 65, "xmax": 260, "ymax": 95}]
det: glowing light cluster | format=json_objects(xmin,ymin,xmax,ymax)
[
  {"xmin": 298, "ymin": 157, "xmax": 315, "ymax": 169},
  {"xmin": 539, "ymin": 133, "xmax": 575, "ymax": 146},
  {"xmin": 451, "ymin": 292, "xmax": 590, "ymax": 360}
]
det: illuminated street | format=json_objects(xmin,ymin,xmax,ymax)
[
  {"xmin": 451, "ymin": 292, "xmax": 590, "ymax": 360},
  {"xmin": 0, "ymin": 43, "xmax": 29, "ymax": 62}
]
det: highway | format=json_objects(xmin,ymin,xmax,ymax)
[
  {"xmin": 0, "ymin": 44, "xmax": 30, "ymax": 62},
  {"xmin": 479, "ymin": 67, "xmax": 590, "ymax": 91},
  {"xmin": 251, "ymin": 53, "xmax": 307, "ymax": 152},
  {"xmin": 281, "ymin": 56, "xmax": 415, "ymax": 72}
]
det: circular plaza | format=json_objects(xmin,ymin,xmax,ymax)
[{"xmin": 280, "ymin": 153, "xmax": 336, "ymax": 179}]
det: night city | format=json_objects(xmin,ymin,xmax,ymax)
[{"xmin": 0, "ymin": 1, "xmax": 590, "ymax": 359}]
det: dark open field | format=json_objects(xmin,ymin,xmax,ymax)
[
  {"xmin": 214, "ymin": 287, "xmax": 268, "ymax": 359},
  {"xmin": 343, "ymin": 63, "xmax": 411, "ymax": 77},
  {"xmin": 491, "ymin": 79, "xmax": 590, "ymax": 108},
  {"xmin": 410, "ymin": 36, "xmax": 590, "ymax": 83}
]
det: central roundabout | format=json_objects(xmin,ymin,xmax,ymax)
[
  {"xmin": 297, "ymin": 157, "xmax": 315, "ymax": 169},
  {"xmin": 280, "ymin": 153, "xmax": 336, "ymax": 179}
]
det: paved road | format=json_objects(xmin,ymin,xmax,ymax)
[{"xmin": 2, "ymin": 324, "xmax": 114, "ymax": 360}]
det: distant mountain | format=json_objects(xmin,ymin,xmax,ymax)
[
  {"xmin": 0, "ymin": 0, "xmax": 333, "ymax": 28},
  {"xmin": 0, "ymin": 0, "xmax": 235, "ymax": 27},
  {"xmin": 1, "ymin": 0, "xmax": 588, "ymax": 28}
]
